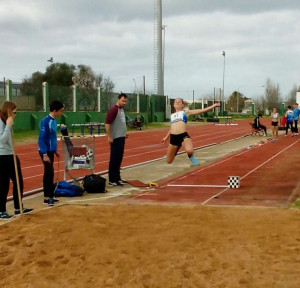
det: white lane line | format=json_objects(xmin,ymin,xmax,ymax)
[
  {"xmin": 167, "ymin": 184, "xmax": 228, "ymax": 188},
  {"xmin": 201, "ymin": 140, "xmax": 300, "ymax": 205}
]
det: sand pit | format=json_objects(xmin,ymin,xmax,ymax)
[{"xmin": 1, "ymin": 204, "xmax": 300, "ymax": 287}]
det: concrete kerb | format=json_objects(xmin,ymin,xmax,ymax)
[{"xmin": 3, "ymin": 134, "xmax": 272, "ymax": 222}]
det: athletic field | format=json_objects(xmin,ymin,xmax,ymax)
[{"xmin": 1, "ymin": 119, "xmax": 300, "ymax": 287}]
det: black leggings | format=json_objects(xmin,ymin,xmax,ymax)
[{"xmin": 0, "ymin": 155, "xmax": 23, "ymax": 212}]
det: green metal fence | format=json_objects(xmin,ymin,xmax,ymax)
[
  {"xmin": 0, "ymin": 81, "xmax": 172, "ymax": 131},
  {"xmin": 49, "ymin": 85, "xmax": 73, "ymax": 111}
]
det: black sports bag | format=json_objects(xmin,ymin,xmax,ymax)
[{"xmin": 82, "ymin": 174, "xmax": 106, "ymax": 193}]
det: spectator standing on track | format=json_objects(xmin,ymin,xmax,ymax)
[
  {"xmin": 38, "ymin": 100, "xmax": 64, "ymax": 206},
  {"xmin": 293, "ymin": 103, "xmax": 299, "ymax": 136},
  {"xmin": 253, "ymin": 114, "xmax": 268, "ymax": 136},
  {"xmin": 105, "ymin": 93, "xmax": 128, "ymax": 186},
  {"xmin": 162, "ymin": 98, "xmax": 220, "ymax": 165},
  {"xmin": 271, "ymin": 107, "xmax": 279, "ymax": 142},
  {"xmin": 285, "ymin": 105, "xmax": 294, "ymax": 137},
  {"xmin": 0, "ymin": 101, "xmax": 33, "ymax": 219}
]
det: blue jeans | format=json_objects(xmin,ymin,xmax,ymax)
[{"xmin": 108, "ymin": 137, "xmax": 125, "ymax": 183}]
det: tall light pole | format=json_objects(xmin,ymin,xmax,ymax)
[
  {"xmin": 154, "ymin": 0, "xmax": 163, "ymax": 95},
  {"xmin": 133, "ymin": 79, "xmax": 137, "ymax": 94},
  {"xmin": 162, "ymin": 25, "xmax": 167, "ymax": 86},
  {"xmin": 222, "ymin": 51, "xmax": 225, "ymax": 116},
  {"xmin": 237, "ymin": 85, "xmax": 247, "ymax": 113}
]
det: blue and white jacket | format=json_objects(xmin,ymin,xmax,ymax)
[{"xmin": 38, "ymin": 114, "xmax": 58, "ymax": 154}]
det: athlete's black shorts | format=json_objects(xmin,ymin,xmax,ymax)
[
  {"xmin": 271, "ymin": 121, "xmax": 278, "ymax": 127},
  {"xmin": 170, "ymin": 132, "xmax": 190, "ymax": 147}
]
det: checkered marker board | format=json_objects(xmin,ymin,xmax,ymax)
[{"xmin": 228, "ymin": 176, "xmax": 240, "ymax": 188}]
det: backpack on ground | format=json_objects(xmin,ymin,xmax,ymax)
[
  {"xmin": 54, "ymin": 181, "xmax": 84, "ymax": 197},
  {"xmin": 82, "ymin": 174, "xmax": 106, "ymax": 193}
]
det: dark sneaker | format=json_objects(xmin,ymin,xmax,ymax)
[
  {"xmin": 108, "ymin": 182, "xmax": 117, "ymax": 187},
  {"xmin": 43, "ymin": 198, "xmax": 55, "ymax": 206},
  {"xmin": 43, "ymin": 198, "xmax": 59, "ymax": 205},
  {"xmin": 0, "ymin": 211, "xmax": 13, "ymax": 220},
  {"xmin": 117, "ymin": 180, "xmax": 125, "ymax": 186},
  {"xmin": 48, "ymin": 198, "xmax": 55, "ymax": 206},
  {"xmin": 15, "ymin": 208, "xmax": 34, "ymax": 216}
]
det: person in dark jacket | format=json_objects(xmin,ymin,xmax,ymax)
[
  {"xmin": 38, "ymin": 100, "xmax": 64, "ymax": 206},
  {"xmin": 253, "ymin": 114, "xmax": 268, "ymax": 136}
]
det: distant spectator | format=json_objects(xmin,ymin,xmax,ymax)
[
  {"xmin": 253, "ymin": 114, "xmax": 268, "ymax": 136},
  {"xmin": 293, "ymin": 103, "xmax": 299, "ymax": 136},
  {"xmin": 271, "ymin": 107, "xmax": 279, "ymax": 142},
  {"xmin": 285, "ymin": 105, "xmax": 294, "ymax": 137},
  {"xmin": 134, "ymin": 115, "xmax": 143, "ymax": 130}
]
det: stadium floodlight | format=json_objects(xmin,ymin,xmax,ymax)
[{"xmin": 222, "ymin": 51, "xmax": 225, "ymax": 116}]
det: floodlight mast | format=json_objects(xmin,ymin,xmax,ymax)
[
  {"xmin": 154, "ymin": 0, "xmax": 164, "ymax": 95},
  {"xmin": 222, "ymin": 50, "xmax": 225, "ymax": 116}
]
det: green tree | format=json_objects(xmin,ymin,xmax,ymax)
[
  {"xmin": 226, "ymin": 91, "xmax": 245, "ymax": 113},
  {"xmin": 45, "ymin": 63, "xmax": 76, "ymax": 86},
  {"xmin": 20, "ymin": 62, "xmax": 115, "ymax": 111},
  {"xmin": 20, "ymin": 71, "xmax": 45, "ymax": 109}
]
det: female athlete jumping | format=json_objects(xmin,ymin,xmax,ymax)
[{"xmin": 162, "ymin": 98, "xmax": 220, "ymax": 165}]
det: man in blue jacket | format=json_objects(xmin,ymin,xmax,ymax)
[{"xmin": 38, "ymin": 100, "xmax": 64, "ymax": 205}]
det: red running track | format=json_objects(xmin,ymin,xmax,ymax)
[
  {"xmin": 13, "ymin": 120, "xmax": 252, "ymax": 197},
  {"xmin": 127, "ymin": 133, "xmax": 300, "ymax": 207}
]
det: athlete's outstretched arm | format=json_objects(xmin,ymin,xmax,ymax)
[{"xmin": 186, "ymin": 103, "xmax": 220, "ymax": 117}]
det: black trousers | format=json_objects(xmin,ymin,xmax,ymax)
[
  {"xmin": 108, "ymin": 137, "xmax": 125, "ymax": 183},
  {"xmin": 259, "ymin": 124, "xmax": 267, "ymax": 134},
  {"xmin": 286, "ymin": 122, "xmax": 294, "ymax": 135},
  {"xmin": 294, "ymin": 120, "xmax": 298, "ymax": 133},
  {"xmin": 39, "ymin": 151, "xmax": 55, "ymax": 198},
  {"xmin": 0, "ymin": 155, "xmax": 23, "ymax": 212}
]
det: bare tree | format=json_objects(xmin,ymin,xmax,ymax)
[
  {"xmin": 252, "ymin": 96, "xmax": 266, "ymax": 115},
  {"xmin": 102, "ymin": 77, "xmax": 115, "ymax": 92},
  {"xmin": 263, "ymin": 78, "xmax": 281, "ymax": 111},
  {"xmin": 286, "ymin": 84, "xmax": 300, "ymax": 106},
  {"xmin": 95, "ymin": 73, "xmax": 103, "ymax": 88},
  {"xmin": 72, "ymin": 65, "xmax": 95, "ymax": 89}
]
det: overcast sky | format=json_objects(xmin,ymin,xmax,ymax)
[{"xmin": 1, "ymin": 0, "xmax": 300, "ymax": 100}]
